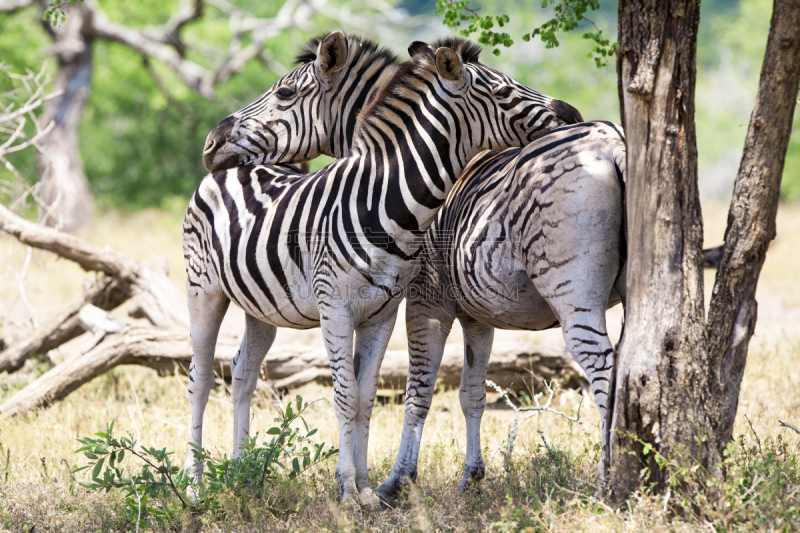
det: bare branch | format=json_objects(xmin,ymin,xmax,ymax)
[
  {"xmin": 210, "ymin": 0, "xmax": 316, "ymax": 85},
  {"xmin": 85, "ymin": 3, "xmax": 214, "ymax": 97},
  {"xmin": 0, "ymin": 203, "xmax": 140, "ymax": 280},
  {"xmin": 0, "ymin": 0, "xmax": 33, "ymax": 14},
  {"xmin": 0, "ymin": 91, "xmax": 61, "ymax": 125},
  {"xmin": 486, "ymin": 379, "xmax": 582, "ymax": 472},
  {"xmin": 141, "ymin": 0, "xmax": 205, "ymax": 55},
  {"xmin": 779, "ymin": 420, "xmax": 800, "ymax": 436}
]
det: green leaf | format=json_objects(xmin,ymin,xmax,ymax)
[{"xmin": 266, "ymin": 427, "xmax": 281, "ymax": 435}]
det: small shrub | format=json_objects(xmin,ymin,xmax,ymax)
[{"xmin": 72, "ymin": 395, "xmax": 337, "ymax": 529}]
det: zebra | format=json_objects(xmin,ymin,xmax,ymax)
[
  {"xmin": 202, "ymin": 32, "xmax": 400, "ymax": 171},
  {"xmin": 183, "ymin": 34, "xmax": 581, "ymax": 509},
  {"xmin": 201, "ymin": 32, "xmax": 624, "ymax": 499},
  {"xmin": 377, "ymin": 121, "xmax": 628, "ymax": 500}
]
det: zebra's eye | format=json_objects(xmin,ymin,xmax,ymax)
[
  {"xmin": 494, "ymin": 86, "xmax": 513, "ymax": 98},
  {"xmin": 276, "ymin": 87, "xmax": 295, "ymax": 99}
]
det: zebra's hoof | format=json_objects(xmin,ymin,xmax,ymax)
[
  {"xmin": 359, "ymin": 487, "xmax": 382, "ymax": 511},
  {"xmin": 340, "ymin": 491, "xmax": 362, "ymax": 515}
]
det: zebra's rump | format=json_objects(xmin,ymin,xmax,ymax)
[{"xmin": 428, "ymin": 121, "xmax": 627, "ymax": 331}]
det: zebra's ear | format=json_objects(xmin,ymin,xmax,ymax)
[
  {"xmin": 434, "ymin": 47, "xmax": 463, "ymax": 82},
  {"xmin": 408, "ymin": 41, "xmax": 434, "ymax": 59},
  {"xmin": 315, "ymin": 31, "xmax": 349, "ymax": 75}
]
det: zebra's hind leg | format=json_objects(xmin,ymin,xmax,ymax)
[
  {"xmin": 230, "ymin": 314, "xmax": 277, "ymax": 458},
  {"xmin": 183, "ymin": 288, "xmax": 229, "ymax": 491},
  {"xmin": 553, "ymin": 304, "xmax": 614, "ymax": 489},
  {"xmin": 352, "ymin": 308, "xmax": 399, "ymax": 511},
  {"xmin": 457, "ymin": 317, "xmax": 494, "ymax": 490},
  {"xmin": 376, "ymin": 287, "xmax": 455, "ymax": 503},
  {"xmin": 318, "ymin": 308, "xmax": 360, "ymax": 507}
]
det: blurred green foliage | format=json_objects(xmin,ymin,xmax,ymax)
[{"xmin": 0, "ymin": 0, "xmax": 798, "ymax": 212}]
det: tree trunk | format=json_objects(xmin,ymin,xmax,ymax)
[
  {"xmin": 609, "ymin": 0, "xmax": 800, "ymax": 502},
  {"xmin": 609, "ymin": 0, "xmax": 719, "ymax": 500},
  {"xmin": 36, "ymin": 1, "xmax": 95, "ymax": 231},
  {"xmin": 705, "ymin": 0, "xmax": 800, "ymax": 449}
]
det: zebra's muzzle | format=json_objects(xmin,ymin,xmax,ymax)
[
  {"xmin": 203, "ymin": 116, "xmax": 240, "ymax": 172},
  {"xmin": 550, "ymin": 99, "xmax": 584, "ymax": 125}
]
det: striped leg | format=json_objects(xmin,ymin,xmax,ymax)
[
  {"xmin": 377, "ymin": 270, "xmax": 456, "ymax": 502},
  {"xmin": 183, "ymin": 289, "xmax": 229, "ymax": 485},
  {"xmin": 231, "ymin": 315, "xmax": 277, "ymax": 458},
  {"xmin": 552, "ymin": 303, "xmax": 614, "ymax": 485},
  {"xmin": 352, "ymin": 309, "xmax": 399, "ymax": 510},
  {"xmin": 319, "ymin": 308, "xmax": 361, "ymax": 505},
  {"xmin": 457, "ymin": 317, "xmax": 494, "ymax": 490}
]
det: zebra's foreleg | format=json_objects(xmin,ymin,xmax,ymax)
[
  {"xmin": 457, "ymin": 317, "xmax": 494, "ymax": 490},
  {"xmin": 377, "ymin": 293, "xmax": 455, "ymax": 503},
  {"xmin": 183, "ymin": 289, "xmax": 229, "ymax": 489},
  {"xmin": 352, "ymin": 308, "xmax": 399, "ymax": 510},
  {"xmin": 319, "ymin": 308, "xmax": 360, "ymax": 506},
  {"xmin": 230, "ymin": 315, "xmax": 277, "ymax": 458}
]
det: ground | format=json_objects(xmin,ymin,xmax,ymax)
[{"xmin": 0, "ymin": 201, "xmax": 798, "ymax": 532}]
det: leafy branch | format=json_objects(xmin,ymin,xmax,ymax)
[
  {"xmin": 42, "ymin": 0, "xmax": 84, "ymax": 27},
  {"xmin": 437, "ymin": 0, "xmax": 618, "ymax": 67},
  {"xmin": 436, "ymin": 0, "xmax": 512, "ymax": 56}
]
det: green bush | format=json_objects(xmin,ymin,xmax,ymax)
[{"xmin": 72, "ymin": 395, "xmax": 337, "ymax": 529}]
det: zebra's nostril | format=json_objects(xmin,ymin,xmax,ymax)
[{"xmin": 204, "ymin": 136, "xmax": 216, "ymax": 153}]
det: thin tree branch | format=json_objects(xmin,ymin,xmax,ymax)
[
  {"xmin": 779, "ymin": 420, "xmax": 800, "ymax": 436},
  {"xmin": 0, "ymin": 0, "xmax": 33, "ymax": 14}
]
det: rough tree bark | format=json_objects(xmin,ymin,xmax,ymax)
[
  {"xmin": 610, "ymin": 0, "xmax": 800, "ymax": 501},
  {"xmin": 705, "ymin": 0, "xmax": 800, "ymax": 451}
]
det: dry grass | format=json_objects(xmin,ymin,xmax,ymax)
[{"xmin": 0, "ymin": 201, "xmax": 799, "ymax": 532}]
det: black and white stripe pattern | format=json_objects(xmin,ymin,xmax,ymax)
[
  {"xmin": 183, "ymin": 34, "xmax": 580, "ymax": 509},
  {"xmin": 203, "ymin": 32, "xmax": 401, "ymax": 171},
  {"xmin": 378, "ymin": 121, "xmax": 628, "ymax": 499}
]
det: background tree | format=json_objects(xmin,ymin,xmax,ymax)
[{"xmin": 0, "ymin": 0, "xmax": 398, "ymax": 230}]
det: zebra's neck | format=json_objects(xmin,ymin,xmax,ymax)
[
  {"xmin": 352, "ymin": 78, "xmax": 477, "ymax": 236},
  {"xmin": 327, "ymin": 46, "xmax": 400, "ymax": 159}
]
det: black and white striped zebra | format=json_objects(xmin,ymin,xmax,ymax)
[
  {"xmin": 377, "ymin": 121, "xmax": 628, "ymax": 499},
  {"xmin": 183, "ymin": 34, "xmax": 581, "ymax": 508},
  {"xmin": 201, "ymin": 33, "xmax": 624, "ymax": 497},
  {"xmin": 203, "ymin": 32, "xmax": 400, "ymax": 171}
]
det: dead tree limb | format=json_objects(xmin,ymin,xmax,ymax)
[
  {"xmin": 0, "ymin": 338, "xmax": 586, "ymax": 418},
  {"xmin": 0, "ymin": 276, "xmax": 127, "ymax": 373},
  {"xmin": 0, "ymin": 204, "xmax": 188, "ymax": 369}
]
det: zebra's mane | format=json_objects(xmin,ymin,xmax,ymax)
[
  {"xmin": 429, "ymin": 37, "xmax": 482, "ymax": 64},
  {"xmin": 353, "ymin": 37, "xmax": 483, "ymax": 145},
  {"xmin": 294, "ymin": 33, "xmax": 400, "ymax": 67}
]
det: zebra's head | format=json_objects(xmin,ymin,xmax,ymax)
[
  {"xmin": 355, "ymin": 37, "xmax": 582, "ymax": 159},
  {"xmin": 203, "ymin": 32, "xmax": 400, "ymax": 172}
]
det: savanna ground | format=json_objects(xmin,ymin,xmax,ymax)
[{"xmin": 0, "ymin": 201, "xmax": 798, "ymax": 532}]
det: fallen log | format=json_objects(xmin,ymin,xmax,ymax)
[
  {"xmin": 0, "ymin": 329, "xmax": 586, "ymax": 417},
  {"xmin": 0, "ymin": 204, "xmax": 188, "ymax": 373},
  {"xmin": 0, "ymin": 276, "xmax": 128, "ymax": 373}
]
